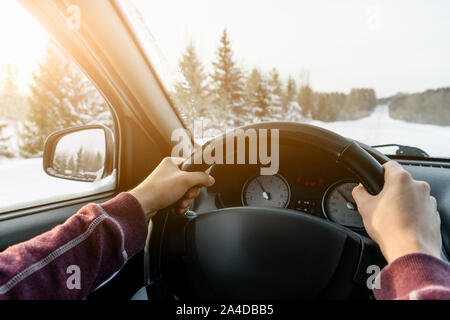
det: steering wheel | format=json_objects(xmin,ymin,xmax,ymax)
[{"xmin": 144, "ymin": 122, "xmax": 390, "ymax": 300}]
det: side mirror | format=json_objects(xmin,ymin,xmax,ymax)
[{"xmin": 43, "ymin": 125, "xmax": 114, "ymax": 183}]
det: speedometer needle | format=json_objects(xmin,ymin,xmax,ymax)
[
  {"xmin": 256, "ymin": 178, "xmax": 271, "ymax": 201},
  {"xmin": 337, "ymin": 189, "xmax": 357, "ymax": 211}
]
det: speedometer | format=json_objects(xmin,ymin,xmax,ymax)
[
  {"xmin": 322, "ymin": 180, "xmax": 364, "ymax": 229},
  {"xmin": 242, "ymin": 174, "xmax": 291, "ymax": 208}
]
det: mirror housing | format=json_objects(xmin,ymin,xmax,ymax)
[{"xmin": 43, "ymin": 125, "xmax": 114, "ymax": 183}]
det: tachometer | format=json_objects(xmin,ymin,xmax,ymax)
[
  {"xmin": 242, "ymin": 174, "xmax": 291, "ymax": 208},
  {"xmin": 322, "ymin": 180, "xmax": 364, "ymax": 229}
]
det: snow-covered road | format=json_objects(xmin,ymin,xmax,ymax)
[{"xmin": 311, "ymin": 105, "xmax": 450, "ymax": 158}]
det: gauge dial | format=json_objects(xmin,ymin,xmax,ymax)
[
  {"xmin": 242, "ymin": 174, "xmax": 291, "ymax": 208},
  {"xmin": 322, "ymin": 180, "xmax": 364, "ymax": 229}
]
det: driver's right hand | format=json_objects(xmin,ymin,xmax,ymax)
[{"xmin": 352, "ymin": 161, "xmax": 442, "ymax": 263}]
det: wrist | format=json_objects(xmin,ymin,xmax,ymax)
[
  {"xmin": 382, "ymin": 238, "xmax": 440, "ymax": 264},
  {"xmin": 129, "ymin": 187, "xmax": 157, "ymax": 215}
]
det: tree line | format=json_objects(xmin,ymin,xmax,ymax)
[
  {"xmin": 382, "ymin": 88, "xmax": 450, "ymax": 126},
  {"xmin": 171, "ymin": 29, "xmax": 378, "ymax": 135},
  {"xmin": 2, "ymin": 30, "xmax": 446, "ymax": 161},
  {"xmin": 53, "ymin": 147, "xmax": 104, "ymax": 181}
]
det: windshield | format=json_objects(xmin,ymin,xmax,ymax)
[{"xmin": 126, "ymin": 0, "xmax": 450, "ymax": 158}]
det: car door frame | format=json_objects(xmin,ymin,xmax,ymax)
[{"xmin": 0, "ymin": 0, "xmax": 183, "ymax": 252}]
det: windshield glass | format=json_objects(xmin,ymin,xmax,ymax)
[{"xmin": 126, "ymin": 0, "xmax": 450, "ymax": 158}]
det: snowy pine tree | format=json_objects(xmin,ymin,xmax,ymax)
[
  {"xmin": 0, "ymin": 63, "xmax": 19, "ymax": 103},
  {"xmin": 0, "ymin": 63, "xmax": 28, "ymax": 121},
  {"xmin": 267, "ymin": 68, "xmax": 284, "ymax": 121},
  {"xmin": 20, "ymin": 40, "xmax": 112, "ymax": 158},
  {"xmin": 282, "ymin": 77, "xmax": 302, "ymax": 122},
  {"xmin": 210, "ymin": 29, "xmax": 246, "ymax": 126},
  {"xmin": 53, "ymin": 152, "xmax": 68, "ymax": 175},
  {"xmin": 19, "ymin": 42, "xmax": 67, "ymax": 158},
  {"xmin": 282, "ymin": 77, "xmax": 296, "ymax": 109},
  {"xmin": 246, "ymin": 68, "xmax": 272, "ymax": 123},
  {"xmin": 174, "ymin": 42, "xmax": 209, "ymax": 125},
  {"xmin": 298, "ymin": 85, "xmax": 313, "ymax": 119},
  {"xmin": 63, "ymin": 61, "xmax": 113, "ymax": 129},
  {"xmin": 297, "ymin": 69, "xmax": 313, "ymax": 119},
  {"xmin": 0, "ymin": 122, "xmax": 13, "ymax": 158},
  {"xmin": 0, "ymin": 64, "xmax": 19, "ymax": 158}
]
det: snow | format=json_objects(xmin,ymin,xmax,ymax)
[
  {"xmin": 0, "ymin": 104, "xmax": 448, "ymax": 213},
  {"xmin": 195, "ymin": 104, "xmax": 450, "ymax": 158},
  {"xmin": 0, "ymin": 158, "xmax": 116, "ymax": 213},
  {"xmin": 309, "ymin": 105, "xmax": 450, "ymax": 158},
  {"xmin": 0, "ymin": 120, "xmax": 20, "ymax": 157}
]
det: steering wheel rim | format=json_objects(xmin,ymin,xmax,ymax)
[
  {"xmin": 182, "ymin": 122, "xmax": 389, "ymax": 195},
  {"xmin": 145, "ymin": 122, "xmax": 389, "ymax": 300}
]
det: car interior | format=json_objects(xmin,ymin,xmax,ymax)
[{"xmin": 0, "ymin": 0, "xmax": 448, "ymax": 300}]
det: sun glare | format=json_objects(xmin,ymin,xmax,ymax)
[{"xmin": 0, "ymin": 1, "xmax": 49, "ymax": 90}]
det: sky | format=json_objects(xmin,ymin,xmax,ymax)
[
  {"xmin": 0, "ymin": 0, "xmax": 449, "ymax": 98},
  {"xmin": 131, "ymin": 0, "xmax": 450, "ymax": 98},
  {"xmin": 0, "ymin": 1, "xmax": 49, "ymax": 90}
]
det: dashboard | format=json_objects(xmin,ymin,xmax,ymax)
[
  {"xmin": 194, "ymin": 142, "xmax": 450, "ymax": 250},
  {"xmin": 204, "ymin": 143, "xmax": 367, "ymax": 231}
]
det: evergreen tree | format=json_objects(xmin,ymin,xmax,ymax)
[
  {"xmin": 246, "ymin": 69, "xmax": 262, "ymax": 120},
  {"xmin": 93, "ymin": 152, "xmax": 104, "ymax": 172},
  {"xmin": 344, "ymin": 88, "xmax": 377, "ymax": 119},
  {"xmin": 267, "ymin": 68, "xmax": 283, "ymax": 120},
  {"xmin": 210, "ymin": 29, "xmax": 246, "ymax": 126},
  {"xmin": 313, "ymin": 94, "xmax": 327, "ymax": 120},
  {"xmin": 67, "ymin": 155, "xmax": 76, "ymax": 174},
  {"xmin": 268, "ymin": 69, "xmax": 282, "ymax": 104},
  {"xmin": 298, "ymin": 85, "xmax": 314, "ymax": 119},
  {"xmin": 75, "ymin": 147, "xmax": 84, "ymax": 175},
  {"xmin": 174, "ymin": 42, "xmax": 209, "ymax": 122},
  {"xmin": 310, "ymin": 91, "xmax": 350, "ymax": 122},
  {"xmin": 320, "ymin": 92, "xmax": 346, "ymax": 121},
  {"xmin": 20, "ymin": 40, "xmax": 112, "ymax": 158},
  {"xmin": 283, "ymin": 76, "xmax": 297, "ymax": 108},
  {"xmin": 282, "ymin": 77, "xmax": 302, "ymax": 122},
  {"xmin": 78, "ymin": 149, "xmax": 103, "ymax": 175},
  {"xmin": 0, "ymin": 122, "xmax": 13, "ymax": 158},
  {"xmin": 18, "ymin": 41, "xmax": 68, "ymax": 158},
  {"xmin": 0, "ymin": 63, "xmax": 19, "ymax": 96},
  {"xmin": 0, "ymin": 63, "xmax": 28, "ymax": 121},
  {"xmin": 245, "ymin": 68, "xmax": 272, "ymax": 122},
  {"xmin": 297, "ymin": 69, "xmax": 313, "ymax": 118},
  {"xmin": 389, "ymin": 88, "xmax": 450, "ymax": 125},
  {"xmin": 53, "ymin": 153, "xmax": 68, "ymax": 175},
  {"xmin": 63, "ymin": 61, "xmax": 113, "ymax": 129}
]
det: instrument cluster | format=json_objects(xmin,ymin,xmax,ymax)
[{"xmin": 211, "ymin": 144, "xmax": 366, "ymax": 231}]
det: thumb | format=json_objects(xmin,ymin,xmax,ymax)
[
  {"xmin": 183, "ymin": 171, "xmax": 215, "ymax": 189},
  {"xmin": 352, "ymin": 184, "xmax": 374, "ymax": 214}
]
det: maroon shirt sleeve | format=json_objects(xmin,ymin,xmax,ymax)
[
  {"xmin": 374, "ymin": 253, "xmax": 450, "ymax": 300},
  {"xmin": 0, "ymin": 193, "xmax": 148, "ymax": 300}
]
